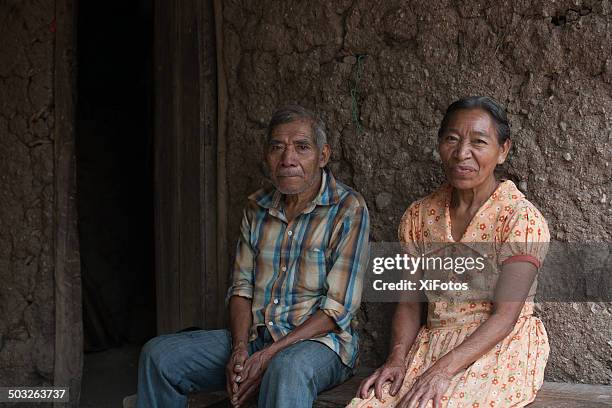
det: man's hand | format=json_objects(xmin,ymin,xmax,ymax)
[
  {"xmin": 231, "ymin": 349, "xmax": 272, "ymax": 407},
  {"xmin": 356, "ymin": 358, "xmax": 407, "ymax": 400},
  {"xmin": 225, "ymin": 344, "xmax": 249, "ymax": 401}
]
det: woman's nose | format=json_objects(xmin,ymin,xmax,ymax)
[{"xmin": 454, "ymin": 142, "xmax": 472, "ymax": 160}]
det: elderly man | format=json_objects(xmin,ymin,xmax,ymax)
[{"xmin": 136, "ymin": 105, "xmax": 370, "ymax": 408}]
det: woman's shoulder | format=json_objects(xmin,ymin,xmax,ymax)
[
  {"xmin": 398, "ymin": 184, "xmax": 450, "ymax": 239},
  {"xmin": 404, "ymin": 183, "xmax": 450, "ymax": 215},
  {"xmin": 494, "ymin": 181, "xmax": 549, "ymax": 243},
  {"xmin": 495, "ymin": 181, "xmax": 547, "ymax": 220}
]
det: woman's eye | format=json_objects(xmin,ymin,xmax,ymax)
[
  {"xmin": 270, "ymin": 145, "xmax": 282, "ymax": 151},
  {"xmin": 474, "ymin": 139, "xmax": 487, "ymax": 145}
]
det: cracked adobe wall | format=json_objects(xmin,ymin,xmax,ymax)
[
  {"xmin": 222, "ymin": 0, "xmax": 612, "ymax": 383},
  {"xmin": 0, "ymin": 1, "xmax": 56, "ymax": 387}
]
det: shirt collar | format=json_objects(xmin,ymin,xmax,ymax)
[{"xmin": 249, "ymin": 167, "xmax": 340, "ymax": 210}]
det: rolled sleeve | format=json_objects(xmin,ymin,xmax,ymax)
[
  {"xmin": 319, "ymin": 199, "xmax": 370, "ymax": 332},
  {"xmin": 320, "ymin": 296, "xmax": 351, "ymax": 331},
  {"xmin": 226, "ymin": 207, "xmax": 256, "ymax": 304}
]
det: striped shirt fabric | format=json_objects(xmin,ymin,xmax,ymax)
[{"xmin": 227, "ymin": 168, "xmax": 370, "ymax": 368}]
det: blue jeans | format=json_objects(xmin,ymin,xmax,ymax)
[{"xmin": 136, "ymin": 328, "xmax": 352, "ymax": 408}]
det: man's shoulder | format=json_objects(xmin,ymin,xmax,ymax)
[
  {"xmin": 241, "ymin": 189, "xmax": 270, "ymax": 219},
  {"xmin": 247, "ymin": 184, "xmax": 275, "ymax": 206},
  {"xmin": 334, "ymin": 178, "xmax": 368, "ymax": 212}
]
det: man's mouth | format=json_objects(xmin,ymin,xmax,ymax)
[{"xmin": 277, "ymin": 172, "xmax": 303, "ymax": 178}]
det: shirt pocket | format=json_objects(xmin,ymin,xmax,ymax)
[{"xmin": 296, "ymin": 247, "xmax": 327, "ymax": 294}]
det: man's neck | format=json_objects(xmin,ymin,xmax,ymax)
[{"xmin": 283, "ymin": 169, "xmax": 323, "ymax": 220}]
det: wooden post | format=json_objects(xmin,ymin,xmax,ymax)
[
  {"xmin": 154, "ymin": 0, "xmax": 223, "ymax": 333},
  {"xmin": 54, "ymin": 0, "xmax": 83, "ymax": 406},
  {"xmin": 214, "ymin": 0, "xmax": 229, "ymax": 330}
]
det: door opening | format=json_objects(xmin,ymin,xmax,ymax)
[{"xmin": 76, "ymin": 1, "xmax": 155, "ymax": 405}]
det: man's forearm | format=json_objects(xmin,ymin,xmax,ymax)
[
  {"xmin": 229, "ymin": 296, "xmax": 253, "ymax": 348},
  {"xmin": 264, "ymin": 310, "xmax": 336, "ymax": 356}
]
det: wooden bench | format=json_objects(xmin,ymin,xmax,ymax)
[{"xmin": 187, "ymin": 369, "xmax": 612, "ymax": 408}]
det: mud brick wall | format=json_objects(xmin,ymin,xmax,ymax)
[
  {"xmin": 221, "ymin": 0, "xmax": 612, "ymax": 383},
  {"xmin": 0, "ymin": 1, "xmax": 56, "ymax": 387}
]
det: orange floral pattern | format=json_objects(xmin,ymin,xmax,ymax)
[{"xmin": 347, "ymin": 181, "xmax": 550, "ymax": 408}]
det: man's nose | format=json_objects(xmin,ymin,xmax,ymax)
[{"xmin": 280, "ymin": 145, "xmax": 298, "ymax": 166}]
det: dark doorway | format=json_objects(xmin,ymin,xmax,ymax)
[{"xmin": 76, "ymin": 0, "xmax": 155, "ymax": 405}]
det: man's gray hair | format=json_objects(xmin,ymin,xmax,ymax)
[{"xmin": 266, "ymin": 105, "xmax": 328, "ymax": 149}]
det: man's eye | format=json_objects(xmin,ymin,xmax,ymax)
[
  {"xmin": 445, "ymin": 135, "xmax": 459, "ymax": 142},
  {"xmin": 474, "ymin": 139, "xmax": 487, "ymax": 145},
  {"xmin": 297, "ymin": 145, "xmax": 310, "ymax": 150},
  {"xmin": 270, "ymin": 145, "xmax": 282, "ymax": 151}
]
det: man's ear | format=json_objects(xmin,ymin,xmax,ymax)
[
  {"xmin": 319, "ymin": 144, "xmax": 331, "ymax": 168},
  {"xmin": 260, "ymin": 160, "xmax": 271, "ymax": 179},
  {"xmin": 498, "ymin": 139, "xmax": 512, "ymax": 164}
]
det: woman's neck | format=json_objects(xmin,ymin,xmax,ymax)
[{"xmin": 451, "ymin": 176, "xmax": 499, "ymax": 212}]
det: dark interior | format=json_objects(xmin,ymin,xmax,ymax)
[{"xmin": 76, "ymin": 0, "xmax": 156, "ymax": 352}]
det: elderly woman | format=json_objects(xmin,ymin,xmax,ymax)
[{"xmin": 349, "ymin": 96, "xmax": 550, "ymax": 408}]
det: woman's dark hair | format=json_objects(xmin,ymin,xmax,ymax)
[{"xmin": 437, "ymin": 96, "xmax": 510, "ymax": 144}]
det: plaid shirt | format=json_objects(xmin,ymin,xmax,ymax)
[{"xmin": 227, "ymin": 168, "xmax": 370, "ymax": 368}]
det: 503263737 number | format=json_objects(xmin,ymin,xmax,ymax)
[{"xmin": 0, "ymin": 387, "xmax": 69, "ymax": 402}]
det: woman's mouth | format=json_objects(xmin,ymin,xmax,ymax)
[{"xmin": 451, "ymin": 165, "xmax": 477, "ymax": 177}]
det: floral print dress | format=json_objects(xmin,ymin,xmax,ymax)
[{"xmin": 348, "ymin": 180, "xmax": 550, "ymax": 408}]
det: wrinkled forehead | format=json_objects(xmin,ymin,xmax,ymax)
[
  {"xmin": 443, "ymin": 108, "xmax": 497, "ymax": 136},
  {"xmin": 269, "ymin": 118, "xmax": 316, "ymax": 143}
]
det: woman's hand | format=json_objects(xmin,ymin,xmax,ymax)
[
  {"xmin": 356, "ymin": 358, "xmax": 407, "ymax": 400},
  {"xmin": 397, "ymin": 365, "xmax": 452, "ymax": 408},
  {"xmin": 357, "ymin": 301, "xmax": 422, "ymax": 401}
]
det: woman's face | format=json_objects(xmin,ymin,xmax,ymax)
[{"xmin": 438, "ymin": 108, "xmax": 511, "ymax": 190}]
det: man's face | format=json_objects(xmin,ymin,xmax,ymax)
[{"xmin": 265, "ymin": 119, "xmax": 330, "ymax": 195}]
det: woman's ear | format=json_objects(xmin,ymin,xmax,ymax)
[{"xmin": 498, "ymin": 139, "xmax": 512, "ymax": 164}]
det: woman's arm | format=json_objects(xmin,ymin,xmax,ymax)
[
  {"xmin": 357, "ymin": 301, "xmax": 423, "ymax": 399},
  {"xmin": 435, "ymin": 262, "xmax": 536, "ymax": 375},
  {"xmin": 388, "ymin": 301, "xmax": 424, "ymax": 365},
  {"xmin": 398, "ymin": 261, "xmax": 537, "ymax": 408}
]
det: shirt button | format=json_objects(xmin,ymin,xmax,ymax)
[
  {"xmin": 268, "ymin": 321, "xmax": 274, "ymax": 326},
  {"xmin": 273, "ymin": 298, "xmax": 279, "ymax": 304},
  {"xmin": 281, "ymin": 265, "xmax": 287, "ymax": 271},
  {"xmin": 287, "ymin": 230, "xmax": 293, "ymax": 236}
]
